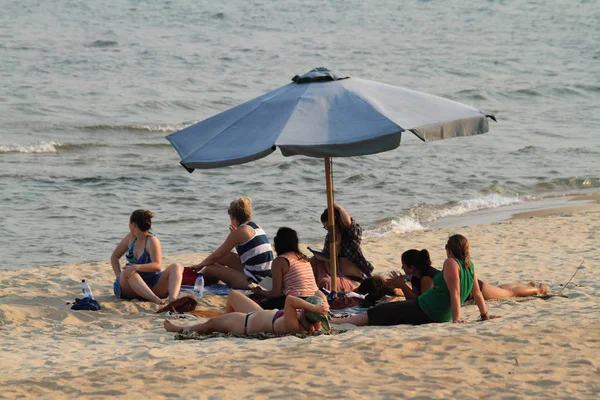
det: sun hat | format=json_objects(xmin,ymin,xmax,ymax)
[{"xmin": 304, "ymin": 295, "xmax": 332, "ymax": 331}]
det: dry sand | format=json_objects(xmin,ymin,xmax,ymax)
[{"xmin": 1, "ymin": 205, "xmax": 599, "ymax": 399}]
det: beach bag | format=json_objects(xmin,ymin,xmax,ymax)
[
  {"xmin": 182, "ymin": 267, "xmax": 200, "ymax": 286},
  {"xmin": 156, "ymin": 295, "xmax": 198, "ymax": 314},
  {"xmin": 71, "ymin": 297, "xmax": 102, "ymax": 311}
]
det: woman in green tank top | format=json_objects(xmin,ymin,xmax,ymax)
[{"xmin": 332, "ymin": 234, "xmax": 492, "ymax": 326}]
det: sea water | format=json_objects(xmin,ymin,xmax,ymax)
[{"xmin": 1, "ymin": 0, "xmax": 599, "ymax": 269}]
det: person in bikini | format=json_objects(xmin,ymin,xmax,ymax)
[
  {"xmin": 164, "ymin": 290, "xmax": 330, "ymax": 335},
  {"xmin": 110, "ymin": 209, "xmax": 183, "ymax": 304},
  {"xmin": 190, "ymin": 197, "xmax": 274, "ymax": 289}
]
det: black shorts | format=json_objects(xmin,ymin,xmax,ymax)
[{"xmin": 367, "ymin": 299, "xmax": 433, "ymax": 326}]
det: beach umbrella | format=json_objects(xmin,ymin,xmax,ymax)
[{"xmin": 167, "ymin": 67, "xmax": 496, "ymax": 291}]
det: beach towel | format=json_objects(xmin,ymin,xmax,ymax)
[
  {"xmin": 181, "ymin": 284, "xmax": 252, "ymax": 296},
  {"xmin": 71, "ymin": 297, "xmax": 101, "ymax": 311},
  {"xmin": 331, "ymin": 307, "xmax": 369, "ymax": 316},
  {"xmin": 174, "ymin": 328, "xmax": 347, "ymax": 341}
]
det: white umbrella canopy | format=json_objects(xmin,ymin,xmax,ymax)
[{"xmin": 167, "ymin": 67, "xmax": 496, "ymax": 290}]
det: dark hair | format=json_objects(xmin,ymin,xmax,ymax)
[
  {"xmin": 274, "ymin": 227, "xmax": 309, "ymax": 261},
  {"xmin": 320, "ymin": 208, "xmax": 344, "ymax": 236},
  {"xmin": 401, "ymin": 249, "xmax": 432, "ymax": 275},
  {"xmin": 228, "ymin": 197, "xmax": 252, "ymax": 224},
  {"xmin": 130, "ymin": 209, "xmax": 154, "ymax": 232},
  {"xmin": 355, "ymin": 276, "xmax": 395, "ymax": 307},
  {"xmin": 446, "ymin": 234, "xmax": 471, "ymax": 269}
]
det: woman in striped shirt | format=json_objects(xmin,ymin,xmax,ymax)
[
  {"xmin": 251, "ymin": 227, "xmax": 319, "ymax": 309},
  {"xmin": 191, "ymin": 197, "xmax": 274, "ymax": 289}
]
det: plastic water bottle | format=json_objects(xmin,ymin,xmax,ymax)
[
  {"xmin": 193, "ymin": 273, "xmax": 204, "ymax": 299},
  {"xmin": 81, "ymin": 279, "xmax": 94, "ymax": 299}
]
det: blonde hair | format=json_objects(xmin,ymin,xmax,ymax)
[
  {"xmin": 228, "ymin": 197, "xmax": 252, "ymax": 224},
  {"xmin": 446, "ymin": 234, "xmax": 471, "ymax": 268}
]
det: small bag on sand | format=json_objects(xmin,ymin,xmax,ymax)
[
  {"xmin": 71, "ymin": 297, "xmax": 102, "ymax": 311},
  {"xmin": 156, "ymin": 295, "xmax": 198, "ymax": 314},
  {"xmin": 182, "ymin": 267, "xmax": 200, "ymax": 286}
]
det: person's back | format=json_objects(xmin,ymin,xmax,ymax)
[
  {"xmin": 417, "ymin": 259, "xmax": 474, "ymax": 322},
  {"xmin": 280, "ymin": 253, "xmax": 318, "ymax": 297},
  {"xmin": 236, "ymin": 220, "xmax": 274, "ymax": 279},
  {"xmin": 411, "ymin": 265, "xmax": 441, "ymax": 296}
]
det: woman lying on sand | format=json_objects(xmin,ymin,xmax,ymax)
[
  {"xmin": 164, "ymin": 290, "xmax": 330, "ymax": 335},
  {"xmin": 332, "ymin": 234, "xmax": 491, "ymax": 326},
  {"xmin": 110, "ymin": 209, "xmax": 183, "ymax": 304},
  {"xmin": 190, "ymin": 197, "xmax": 274, "ymax": 289},
  {"xmin": 250, "ymin": 227, "xmax": 319, "ymax": 310},
  {"xmin": 356, "ymin": 248, "xmax": 549, "ymax": 307}
]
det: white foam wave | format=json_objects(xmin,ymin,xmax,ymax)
[
  {"xmin": 127, "ymin": 123, "xmax": 195, "ymax": 133},
  {"xmin": 433, "ymin": 194, "xmax": 523, "ymax": 220},
  {"xmin": 0, "ymin": 141, "xmax": 59, "ymax": 154},
  {"xmin": 364, "ymin": 194, "xmax": 523, "ymax": 239},
  {"xmin": 364, "ymin": 217, "xmax": 425, "ymax": 238}
]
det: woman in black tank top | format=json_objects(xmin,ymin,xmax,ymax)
[
  {"xmin": 388, "ymin": 249, "xmax": 439, "ymax": 299},
  {"xmin": 355, "ymin": 249, "xmax": 439, "ymax": 307}
]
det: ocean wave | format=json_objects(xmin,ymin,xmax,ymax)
[
  {"xmin": 0, "ymin": 142, "xmax": 106, "ymax": 154},
  {"xmin": 533, "ymin": 177, "xmax": 600, "ymax": 192},
  {"xmin": 503, "ymin": 88, "xmax": 542, "ymax": 98},
  {"xmin": 0, "ymin": 142, "xmax": 59, "ymax": 154},
  {"xmin": 82, "ymin": 122, "xmax": 196, "ymax": 133},
  {"xmin": 86, "ymin": 40, "xmax": 118, "ymax": 48},
  {"xmin": 430, "ymin": 195, "xmax": 524, "ymax": 220},
  {"xmin": 364, "ymin": 217, "xmax": 425, "ymax": 238},
  {"xmin": 510, "ymin": 145, "xmax": 544, "ymax": 155},
  {"xmin": 364, "ymin": 194, "xmax": 524, "ymax": 239},
  {"xmin": 573, "ymin": 83, "xmax": 600, "ymax": 93}
]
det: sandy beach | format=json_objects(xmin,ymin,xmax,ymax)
[{"xmin": 1, "ymin": 202, "xmax": 599, "ymax": 399}]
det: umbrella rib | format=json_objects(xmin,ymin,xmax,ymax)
[{"xmin": 339, "ymin": 84, "xmax": 404, "ymax": 137}]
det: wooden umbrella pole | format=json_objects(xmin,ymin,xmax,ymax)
[{"xmin": 324, "ymin": 157, "xmax": 338, "ymax": 292}]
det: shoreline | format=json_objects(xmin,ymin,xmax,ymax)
[
  {"xmin": 429, "ymin": 192, "xmax": 600, "ymax": 229},
  {"xmin": 3, "ymin": 192, "xmax": 599, "ymax": 272}
]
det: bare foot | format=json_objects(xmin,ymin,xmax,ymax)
[
  {"xmin": 154, "ymin": 298, "xmax": 166, "ymax": 305},
  {"xmin": 538, "ymin": 283, "xmax": 550, "ymax": 295},
  {"xmin": 164, "ymin": 319, "xmax": 184, "ymax": 333},
  {"xmin": 528, "ymin": 281, "xmax": 536, "ymax": 287}
]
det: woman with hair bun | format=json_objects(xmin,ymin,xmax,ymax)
[
  {"xmin": 390, "ymin": 249, "xmax": 439, "ymax": 299},
  {"xmin": 190, "ymin": 197, "xmax": 274, "ymax": 289},
  {"xmin": 110, "ymin": 209, "xmax": 183, "ymax": 304},
  {"xmin": 354, "ymin": 249, "xmax": 438, "ymax": 308}
]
